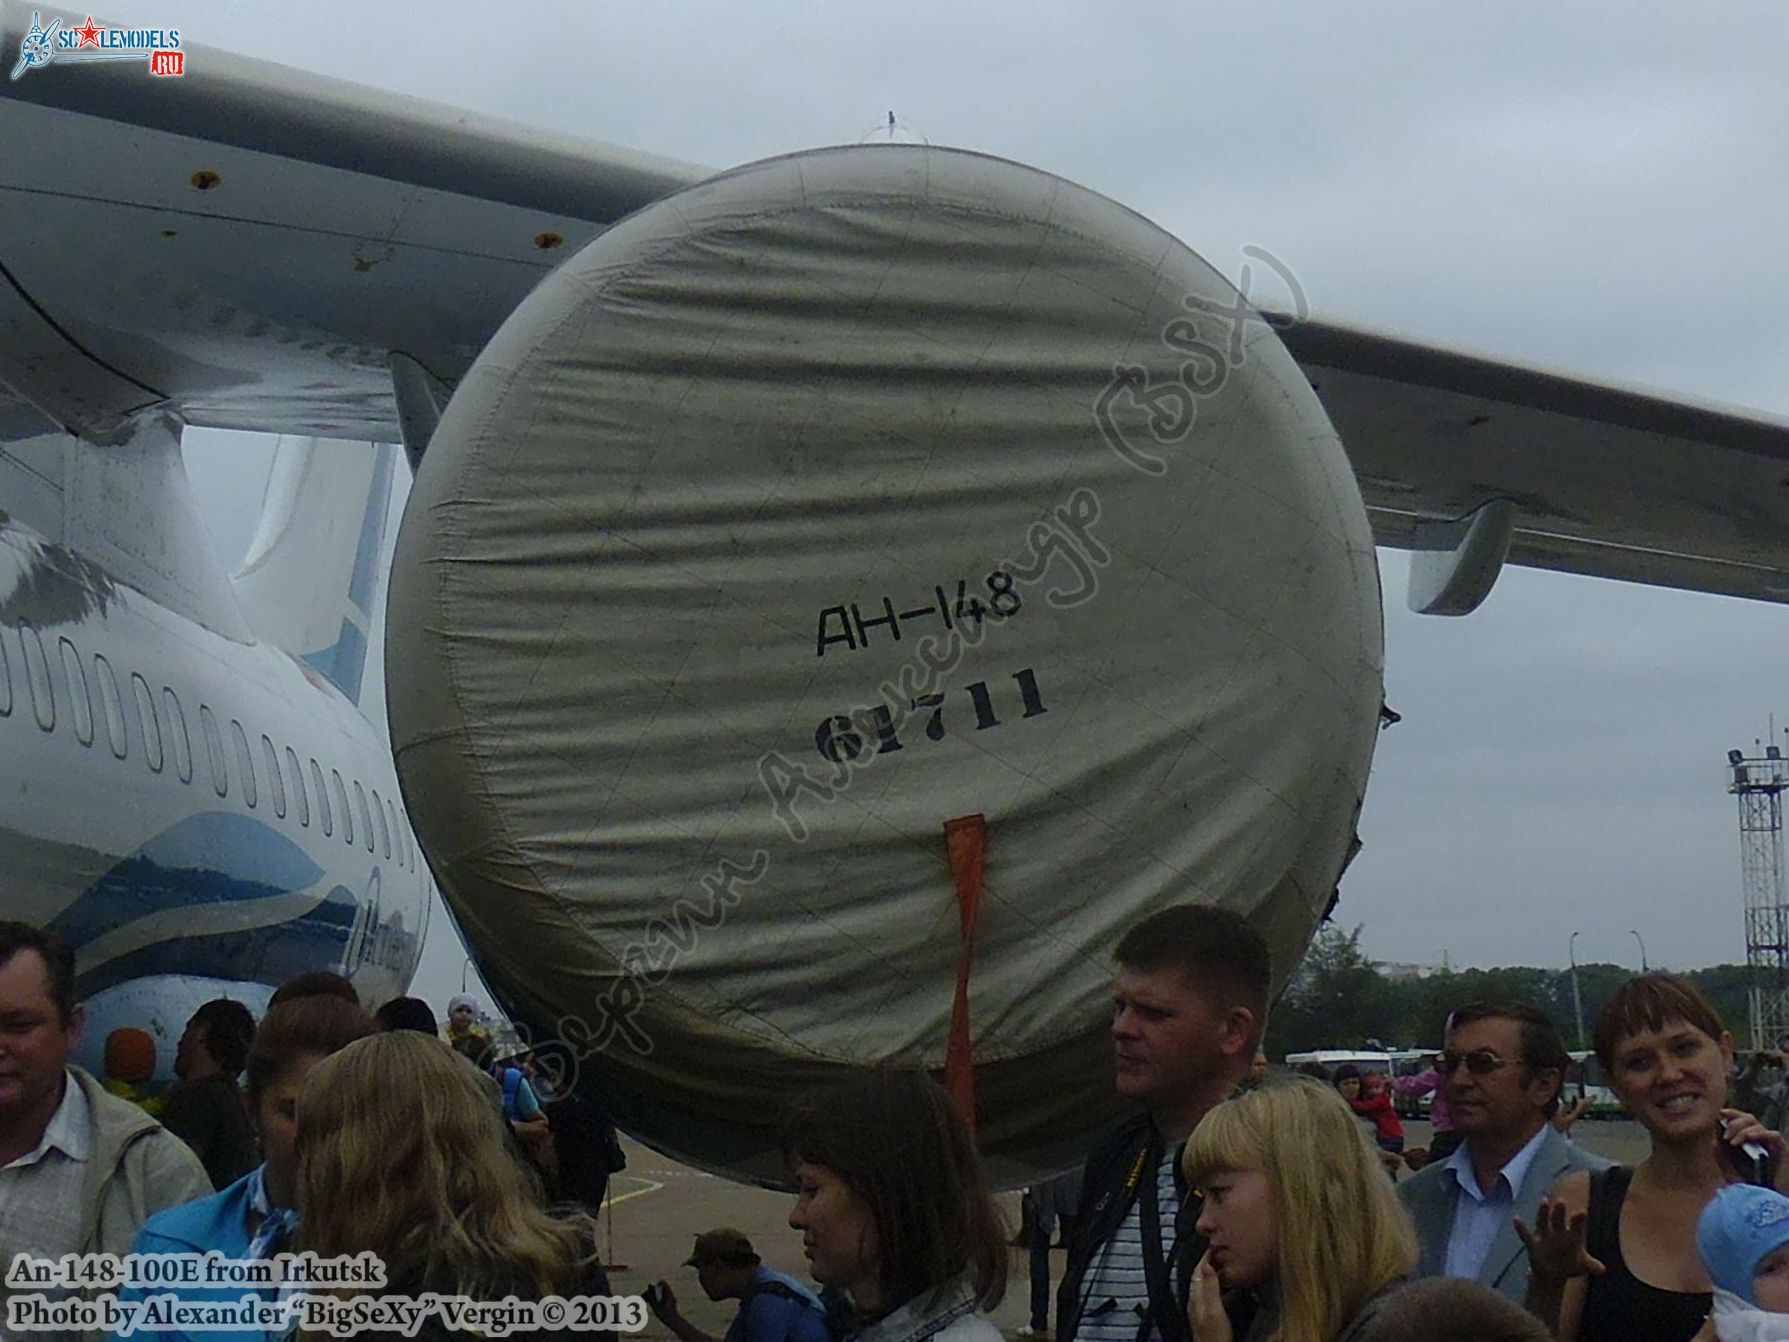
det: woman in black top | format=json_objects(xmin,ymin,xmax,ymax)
[{"xmin": 1520, "ymin": 974, "xmax": 1789, "ymax": 1341}]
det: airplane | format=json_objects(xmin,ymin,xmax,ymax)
[
  {"xmin": 0, "ymin": 419, "xmax": 432, "ymax": 1076},
  {"xmin": 4, "ymin": 11, "xmax": 1788, "ymax": 1174}
]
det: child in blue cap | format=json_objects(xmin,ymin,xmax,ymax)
[{"xmin": 1697, "ymin": 1184, "xmax": 1789, "ymax": 1340}]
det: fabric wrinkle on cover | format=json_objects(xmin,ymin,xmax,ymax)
[{"xmin": 386, "ymin": 143, "xmax": 1384, "ymax": 1187}]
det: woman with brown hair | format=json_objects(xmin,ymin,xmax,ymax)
[
  {"xmin": 293, "ymin": 1030, "xmax": 611, "ymax": 1341},
  {"xmin": 1521, "ymin": 973, "xmax": 1789, "ymax": 1342},
  {"xmin": 119, "ymin": 995, "xmax": 376, "ymax": 1341},
  {"xmin": 781, "ymin": 1069, "xmax": 1007, "ymax": 1342}
]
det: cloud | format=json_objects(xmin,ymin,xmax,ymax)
[{"xmin": 145, "ymin": 0, "xmax": 1789, "ymax": 996}]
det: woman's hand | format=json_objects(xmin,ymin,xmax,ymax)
[
  {"xmin": 1719, "ymin": 1107, "xmax": 1789, "ymax": 1189},
  {"xmin": 1187, "ymin": 1251, "xmax": 1233, "ymax": 1342},
  {"xmin": 1514, "ymin": 1196, "xmax": 1606, "ymax": 1285}
]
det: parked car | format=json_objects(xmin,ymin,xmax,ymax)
[
  {"xmin": 1388, "ymin": 1048, "xmax": 1442, "ymax": 1118},
  {"xmin": 1565, "ymin": 1050, "xmax": 1622, "ymax": 1117}
]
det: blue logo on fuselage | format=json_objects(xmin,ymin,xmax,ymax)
[{"xmin": 49, "ymin": 812, "xmax": 359, "ymax": 999}]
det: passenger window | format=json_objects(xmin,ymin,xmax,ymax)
[
  {"xmin": 230, "ymin": 720, "xmax": 257, "ymax": 808},
  {"xmin": 371, "ymin": 788, "xmax": 391, "ymax": 859},
  {"xmin": 199, "ymin": 705, "xmax": 227, "ymax": 797},
  {"xmin": 19, "ymin": 622, "xmax": 53, "ymax": 732},
  {"xmin": 354, "ymin": 781, "xmax": 374, "ymax": 853},
  {"xmin": 132, "ymin": 673, "xmax": 162, "ymax": 772},
  {"xmin": 385, "ymin": 798, "xmax": 403, "ymax": 867},
  {"xmin": 94, "ymin": 655, "xmax": 128, "ymax": 760},
  {"xmin": 59, "ymin": 637, "xmax": 93, "ymax": 746},
  {"xmin": 310, "ymin": 760, "xmax": 333, "ymax": 836},
  {"xmin": 286, "ymin": 746, "xmax": 310, "ymax": 827},
  {"xmin": 164, "ymin": 688, "xmax": 192, "ymax": 783},
  {"xmin": 261, "ymin": 736, "xmax": 286, "ymax": 819},
  {"xmin": 332, "ymin": 770, "xmax": 353, "ymax": 846}
]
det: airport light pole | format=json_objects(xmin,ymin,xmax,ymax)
[
  {"xmin": 1630, "ymin": 929, "xmax": 1649, "ymax": 972},
  {"xmin": 1569, "ymin": 930, "xmax": 1587, "ymax": 1050}
]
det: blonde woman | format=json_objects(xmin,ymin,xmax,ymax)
[
  {"xmin": 293, "ymin": 1031, "xmax": 612, "ymax": 1341},
  {"xmin": 1182, "ymin": 1080, "xmax": 1419, "ymax": 1342}
]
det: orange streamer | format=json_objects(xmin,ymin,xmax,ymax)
[{"xmin": 943, "ymin": 813, "xmax": 987, "ymax": 1133}]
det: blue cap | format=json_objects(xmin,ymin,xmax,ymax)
[{"xmin": 1698, "ymin": 1184, "xmax": 1789, "ymax": 1303}]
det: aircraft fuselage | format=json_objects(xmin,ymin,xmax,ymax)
[{"xmin": 1, "ymin": 489, "xmax": 427, "ymax": 1078}]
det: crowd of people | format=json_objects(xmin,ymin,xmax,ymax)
[{"xmin": 9, "ymin": 908, "xmax": 1789, "ymax": 1341}]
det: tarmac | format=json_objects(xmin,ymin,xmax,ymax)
[{"xmin": 598, "ymin": 1114, "xmax": 1654, "ymax": 1342}]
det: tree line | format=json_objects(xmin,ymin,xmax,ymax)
[{"xmin": 1264, "ymin": 924, "xmax": 1759, "ymax": 1058}]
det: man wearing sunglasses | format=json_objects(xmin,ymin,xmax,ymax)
[{"xmin": 1398, "ymin": 1001, "xmax": 1610, "ymax": 1303}]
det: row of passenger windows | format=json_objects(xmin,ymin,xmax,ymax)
[{"xmin": 0, "ymin": 618, "xmax": 415, "ymax": 871}]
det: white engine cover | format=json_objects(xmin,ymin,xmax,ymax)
[{"xmin": 386, "ymin": 144, "xmax": 1383, "ymax": 1186}]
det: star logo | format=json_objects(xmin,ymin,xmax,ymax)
[{"xmin": 73, "ymin": 15, "xmax": 102, "ymax": 47}]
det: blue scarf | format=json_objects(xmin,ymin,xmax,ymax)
[{"xmin": 244, "ymin": 1164, "xmax": 300, "ymax": 1260}]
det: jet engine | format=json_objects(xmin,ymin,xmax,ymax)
[{"xmin": 385, "ymin": 144, "xmax": 1382, "ymax": 1187}]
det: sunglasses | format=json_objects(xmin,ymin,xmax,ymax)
[{"xmin": 1439, "ymin": 1048, "xmax": 1523, "ymax": 1076}]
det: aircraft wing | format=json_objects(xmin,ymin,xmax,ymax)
[
  {"xmin": 0, "ymin": 10, "xmax": 706, "ymax": 445},
  {"xmin": 6, "ymin": 13, "xmax": 1788, "ymax": 606},
  {"xmin": 1278, "ymin": 319, "xmax": 1789, "ymax": 606}
]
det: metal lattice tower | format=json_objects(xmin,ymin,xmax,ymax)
[{"xmin": 1729, "ymin": 738, "xmax": 1789, "ymax": 1051}]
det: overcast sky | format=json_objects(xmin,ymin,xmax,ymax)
[{"xmin": 136, "ymin": 0, "xmax": 1789, "ymax": 986}]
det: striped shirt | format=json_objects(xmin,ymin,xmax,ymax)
[{"xmin": 1075, "ymin": 1146, "xmax": 1182, "ymax": 1342}]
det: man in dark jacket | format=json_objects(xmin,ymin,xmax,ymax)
[
  {"xmin": 160, "ymin": 997, "xmax": 258, "ymax": 1189},
  {"xmin": 1056, "ymin": 904, "xmax": 1270, "ymax": 1342}
]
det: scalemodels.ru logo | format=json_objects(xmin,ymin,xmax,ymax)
[{"xmin": 11, "ymin": 11, "xmax": 184, "ymax": 80}]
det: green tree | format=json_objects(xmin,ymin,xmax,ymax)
[
  {"xmin": 1263, "ymin": 918, "xmax": 1759, "ymax": 1061},
  {"xmin": 1686, "ymin": 964, "xmax": 1755, "ymax": 1045},
  {"xmin": 1267, "ymin": 923, "xmax": 1396, "ymax": 1054}
]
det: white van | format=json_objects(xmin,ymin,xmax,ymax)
[{"xmin": 1283, "ymin": 1048, "xmax": 1393, "ymax": 1079}]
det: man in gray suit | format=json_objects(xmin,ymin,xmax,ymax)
[{"xmin": 1398, "ymin": 1001, "xmax": 1610, "ymax": 1302}]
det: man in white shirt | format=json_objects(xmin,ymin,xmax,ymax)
[
  {"xmin": 0, "ymin": 921, "xmax": 211, "ymax": 1282},
  {"xmin": 1397, "ymin": 1001, "xmax": 1609, "ymax": 1302}
]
